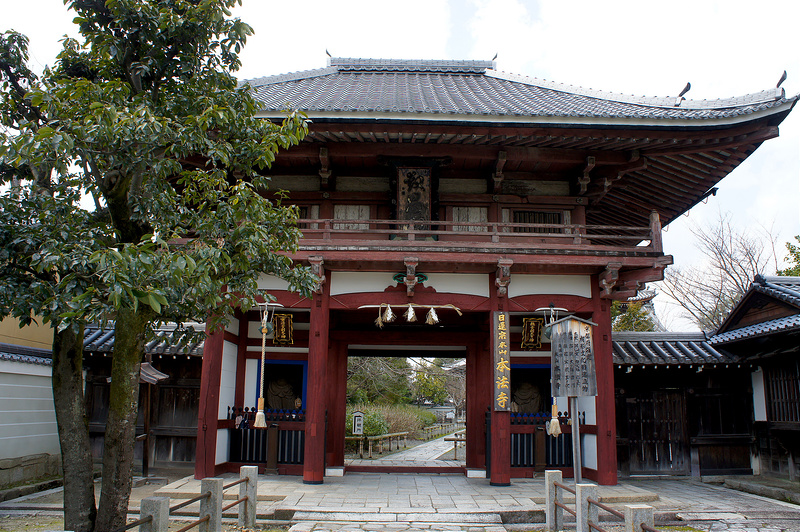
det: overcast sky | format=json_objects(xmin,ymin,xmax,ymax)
[{"xmin": 5, "ymin": 0, "xmax": 799, "ymax": 329}]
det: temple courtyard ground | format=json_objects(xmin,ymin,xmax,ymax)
[{"xmin": 1, "ymin": 436, "xmax": 798, "ymax": 532}]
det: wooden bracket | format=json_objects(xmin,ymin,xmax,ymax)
[
  {"xmin": 578, "ymin": 156, "xmax": 595, "ymax": 195},
  {"xmin": 309, "ymin": 256, "xmax": 326, "ymax": 295},
  {"xmin": 492, "ymin": 151, "xmax": 507, "ymax": 193},
  {"xmin": 495, "ymin": 258, "xmax": 513, "ymax": 297},
  {"xmin": 599, "ymin": 262, "xmax": 622, "ymax": 297},
  {"xmin": 404, "ymin": 257, "xmax": 420, "ymax": 297},
  {"xmin": 319, "ymin": 147, "xmax": 332, "ymax": 187}
]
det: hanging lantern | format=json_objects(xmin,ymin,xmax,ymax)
[
  {"xmin": 426, "ymin": 307, "xmax": 439, "ymax": 325},
  {"xmin": 383, "ymin": 304, "xmax": 397, "ymax": 323},
  {"xmin": 404, "ymin": 304, "xmax": 417, "ymax": 322}
]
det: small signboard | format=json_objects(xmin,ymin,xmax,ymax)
[
  {"xmin": 493, "ymin": 311, "xmax": 511, "ymax": 411},
  {"xmin": 550, "ymin": 316, "xmax": 598, "ymax": 397},
  {"xmin": 352, "ymin": 410, "xmax": 364, "ymax": 435}
]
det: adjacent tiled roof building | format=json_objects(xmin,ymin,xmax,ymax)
[{"xmin": 611, "ymin": 332, "xmax": 735, "ymax": 366}]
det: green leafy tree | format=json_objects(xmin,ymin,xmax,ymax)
[
  {"xmin": 0, "ymin": 1, "xmax": 315, "ymax": 529},
  {"xmin": 778, "ymin": 236, "xmax": 800, "ymax": 276},
  {"xmin": 611, "ymin": 301, "xmax": 656, "ymax": 332},
  {"xmin": 347, "ymin": 356, "xmax": 412, "ymax": 404},
  {"xmin": 412, "ymin": 362, "xmax": 449, "ymax": 405}
]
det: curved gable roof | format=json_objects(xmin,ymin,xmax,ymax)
[{"xmin": 247, "ymin": 58, "xmax": 797, "ymax": 125}]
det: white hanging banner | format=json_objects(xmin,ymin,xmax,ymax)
[{"xmin": 550, "ymin": 316, "xmax": 598, "ymax": 397}]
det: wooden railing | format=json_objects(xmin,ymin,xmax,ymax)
[{"xmin": 296, "ymin": 216, "xmax": 662, "ymax": 254}]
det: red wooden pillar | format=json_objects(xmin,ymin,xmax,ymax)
[
  {"xmin": 466, "ymin": 341, "xmax": 491, "ymax": 468},
  {"xmin": 326, "ymin": 340, "xmax": 348, "ymax": 467},
  {"xmin": 489, "ymin": 272, "xmax": 511, "ymax": 486},
  {"xmin": 304, "ymin": 258, "xmax": 329, "ymax": 484},
  {"xmin": 591, "ymin": 277, "xmax": 618, "ymax": 485},
  {"xmin": 195, "ymin": 324, "xmax": 225, "ymax": 479}
]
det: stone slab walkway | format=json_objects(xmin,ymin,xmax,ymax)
[{"xmin": 346, "ymin": 435, "xmax": 464, "ymax": 468}]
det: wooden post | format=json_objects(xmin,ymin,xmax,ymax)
[
  {"xmin": 195, "ymin": 325, "xmax": 225, "ymax": 479},
  {"xmin": 571, "ymin": 396, "xmax": 582, "ymax": 483},
  {"xmin": 649, "ymin": 211, "xmax": 662, "ymax": 253},
  {"xmin": 592, "ymin": 278, "xmax": 618, "ymax": 485},
  {"xmin": 303, "ymin": 258, "xmax": 329, "ymax": 484}
]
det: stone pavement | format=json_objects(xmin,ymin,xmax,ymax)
[
  {"xmin": 346, "ymin": 433, "xmax": 465, "ymax": 468},
  {"xmin": 1, "ymin": 436, "xmax": 799, "ymax": 531}
]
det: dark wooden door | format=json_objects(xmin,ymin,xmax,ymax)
[{"xmin": 625, "ymin": 390, "xmax": 689, "ymax": 475}]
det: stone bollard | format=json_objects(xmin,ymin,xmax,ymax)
[
  {"xmin": 199, "ymin": 477, "xmax": 224, "ymax": 532},
  {"xmin": 576, "ymin": 483, "xmax": 598, "ymax": 532},
  {"xmin": 140, "ymin": 497, "xmax": 169, "ymax": 532},
  {"xmin": 239, "ymin": 466, "xmax": 258, "ymax": 528},
  {"xmin": 545, "ymin": 470, "xmax": 563, "ymax": 532},
  {"xmin": 624, "ymin": 504, "xmax": 654, "ymax": 532}
]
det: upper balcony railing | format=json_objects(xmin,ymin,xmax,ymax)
[{"xmin": 296, "ymin": 213, "xmax": 664, "ymax": 256}]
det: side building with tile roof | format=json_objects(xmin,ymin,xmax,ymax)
[{"xmin": 709, "ymin": 275, "xmax": 800, "ymax": 480}]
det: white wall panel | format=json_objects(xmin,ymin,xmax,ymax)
[
  {"xmin": 508, "ymin": 274, "xmax": 591, "ymax": 299},
  {"xmin": 582, "ymin": 434, "xmax": 598, "ymax": 469},
  {"xmin": 0, "ymin": 360, "xmax": 59, "ymax": 459},
  {"xmin": 215, "ymin": 429, "xmax": 229, "ymax": 465},
  {"xmin": 330, "ymin": 272, "xmax": 394, "ymax": 295},
  {"xmin": 424, "ymin": 273, "xmax": 489, "ymax": 298},
  {"xmin": 245, "ymin": 359, "xmax": 258, "ymax": 409},
  {"xmin": 257, "ymin": 273, "xmax": 291, "ymax": 291},
  {"xmin": 752, "ymin": 368, "xmax": 767, "ymax": 422},
  {"xmin": 218, "ymin": 340, "xmax": 238, "ymax": 420}
]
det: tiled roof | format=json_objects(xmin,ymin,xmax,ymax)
[
  {"xmin": 752, "ymin": 275, "xmax": 800, "ymax": 308},
  {"xmin": 83, "ymin": 325, "xmax": 205, "ymax": 356},
  {"xmin": 710, "ymin": 315, "xmax": 800, "ymax": 344},
  {"xmin": 247, "ymin": 58, "xmax": 796, "ymax": 122},
  {"xmin": 0, "ymin": 342, "xmax": 52, "ymax": 365},
  {"xmin": 611, "ymin": 332, "xmax": 736, "ymax": 366}
]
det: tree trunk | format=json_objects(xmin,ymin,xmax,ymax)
[
  {"xmin": 52, "ymin": 324, "xmax": 97, "ymax": 532},
  {"xmin": 95, "ymin": 308, "xmax": 151, "ymax": 531}
]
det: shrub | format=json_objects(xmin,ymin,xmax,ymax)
[{"xmin": 345, "ymin": 403, "xmax": 436, "ymax": 438}]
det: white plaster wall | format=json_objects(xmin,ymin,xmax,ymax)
[
  {"xmin": 224, "ymin": 316, "xmax": 239, "ymax": 335},
  {"xmin": 424, "ymin": 273, "xmax": 489, "ymax": 298},
  {"xmin": 245, "ymin": 359, "xmax": 258, "ymax": 408},
  {"xmin": 582, "ymin": 433, "xmax": 598, "ymax": 469},
  {"xmin": 752, "ymin": 368, "xmax": 768, "ymax": 422},
  {"xmin": 578, "ymin": 396, "xmax": 597, "ymax": 425},
  {"xmin": 257, "ymin": 273, "xmax": 291, "ymax": 291},
  {"xmin": 330, "ymin": 272, "xmax": 394, "ymax": 295},
  {"xmin": 218, "ymin": 341, "xmax": 238, "ymax": 420},
  {"xmin": 0, "ymin": 360, "xmax": 60, "ymax": 459},
  {"xmin": 508, "ymin": 274, "xmax": 591, "ymax": 299},
  {"xmin": 215, "ymin": 429, "xmax": 229, "ymax": 465}
]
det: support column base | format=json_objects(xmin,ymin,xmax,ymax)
[{"xmin": 303, "ymin": 479, "xmax": 324, "ymax": 485}]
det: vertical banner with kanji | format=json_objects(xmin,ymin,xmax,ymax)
[{"xmin": 493, "ymin": 311, "xmax": 511, "ymax": 411}]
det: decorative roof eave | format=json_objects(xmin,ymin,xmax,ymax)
[
  {"xmin": 486, "ymin": 70, "xmax": 788, "ymax": 110},
  {"xmin": 709, "ymin": 315, "xmax": 800, "ymax": 345},
  {"xmin": 714, "ymin": 275, "xmax": 800, "ymax": 335},
  {"xmin": 255, "ymin": 102, "xmax": 794, "ymax": 129},
  {"xmin": 611, "ymin": 331, "xmax": 737, "ymax": 366}
]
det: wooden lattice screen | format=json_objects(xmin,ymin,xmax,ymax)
[{"xmin": 765, "ymin": 361, "xmax": 800, "ymax": 423}]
